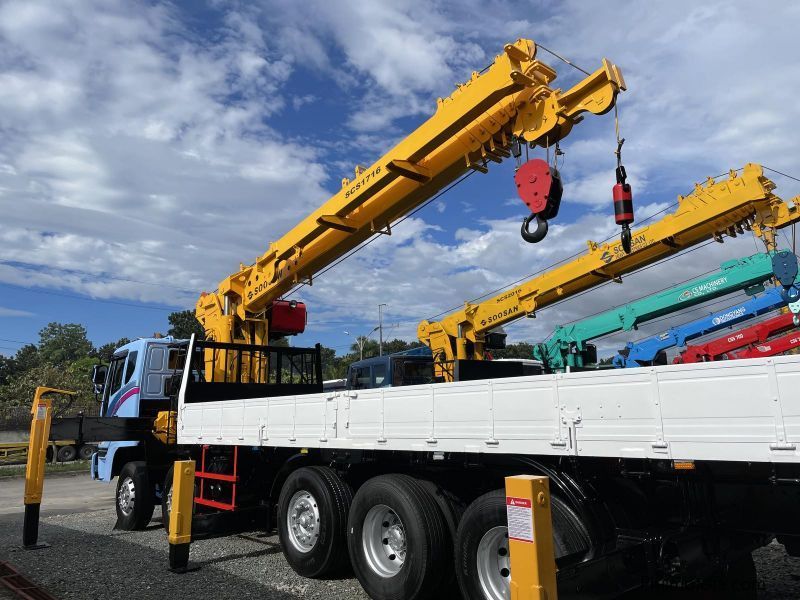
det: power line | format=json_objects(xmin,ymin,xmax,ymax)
[
  {"xmin": 0, "ymin": 259, "xmax": 199, "ymax": 294},
  {"xmin": 0, "ymin": 337, "xmax": 31, "ymax": 345},
  {"xmin": 285, "ymin": 169, "xmax": 478, "ymax": 299},
  {"xmin": 425, "ymin": 200, "xmax": 681, "ymax": 322},
  {"xmin": 0, "ymin": 282, "xmax": 184, "ymax": 312}
]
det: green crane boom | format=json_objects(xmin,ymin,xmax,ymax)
[{"xmin": 533, "ymin": 252, "xmax": 785, "ymax": 371}]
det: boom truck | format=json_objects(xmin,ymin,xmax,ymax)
[
  {"xmin": 27, "ymin": 36, "xmax": 800, "ymax": 599},
  {"xmin": 675, "ymin": 310, "xmax": 799, "ymax": 363},
  {"xmin": 612, "ymin": 282, "xmax": 800, "ymax": 368}
]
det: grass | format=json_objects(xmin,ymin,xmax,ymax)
[{"xmin": 0, "ymin": 460, "xmax": 90, "ymax": 479}]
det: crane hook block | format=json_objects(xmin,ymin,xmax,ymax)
[
  {"xmin": 613, "ymin": 165, "xmax": 634, "ymax": 253},
  {"xmin": 515, "ymin": 159, "xmax": 563, "ymax": 244}
]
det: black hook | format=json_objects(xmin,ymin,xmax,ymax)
[
  {"xmin": 521, "ymin": 214, "xmax": 548, "ymax": 244},
  {"xmin": 621, "ymin": 224, "xmax": 632, "ymax": 254}
]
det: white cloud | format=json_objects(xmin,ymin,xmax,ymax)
[
  {"xmin": 0, "ymin": 0, "xmax": 331, "ymax": 308},
  {"xmin": 0, "ymin": 306, "xmax": 33, "ymax": 317},
  {"xmin": 3, "ymin": 0, "xmax": 800, "ymax": 361}
]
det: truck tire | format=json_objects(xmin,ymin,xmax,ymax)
[
  {"xmin": 56, "ymin": 445, "xmax": 77, "ymax": 462},
  {"xmin": 161, "ymin": 465, "xmax": 174, "ymax": 528},
  {"xmin": 78, "ymin": 444, "xmax": 96, "ymax": 461},
  {"xmin": 278, "ymin": 466, "xmax": 353, "ymax": 578},
  {"xmin": 161, "ymin": 465, "xmax": 197, "ymax": 532},
  {"xmin": 347, "ymin": 474, "xmax": 451, "ymax": 600},
  {"xmin": 454, "ymin": 488, "xmax": 591, "ymax": 600},
  {"xmin": 115, "ymin": 461, "xmax": 155, "ymax": 531}
]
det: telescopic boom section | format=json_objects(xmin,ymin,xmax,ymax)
[
  {"xmin": 197, "ymin": 38, "xmax": 626, "ymax": 345},
  {"xmin": 675, "ymin": 310, "xmax": 797, "ymax": 363},
  {"xmin": 534, "ymin": 252, "xmax": 785, "ymax": 371},
  {"xmin": 418, "ymin": 164, "xmax": 800, "ymax": 375}
]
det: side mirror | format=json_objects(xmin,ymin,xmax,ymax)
[
  {"xmin": 91, "ymin": 364, "xmax": 107, "ymax": 385},
  {"xmin": 91, "ymin": 364, "xmax": 107, "ymax": 397}
]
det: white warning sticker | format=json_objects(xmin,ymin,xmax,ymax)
[
  {"xmin": 36, "ymin": 406, "xmax": 47, "ymax": 421},
  {"xmin": 506, "ymin": 496, "xmax": 534, "ymax": 543}
]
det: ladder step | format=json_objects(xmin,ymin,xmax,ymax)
[
  {"xmin": 195, "ymin": 471, "xmax": 238, "ymax": 483},
  {"xmin": 194, "ymin": 497, "xmax": 236, "ymax": 511}
]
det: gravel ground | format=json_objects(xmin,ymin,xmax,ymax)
[
  {"xmin": 0, "ymin": 508, "xmax": 367, "ymax": 600},
  {"xmin": 1, "ymin": 506, "xmax": 799, "ymax": 599}
]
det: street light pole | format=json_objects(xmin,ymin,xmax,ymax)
[
  {"xmin": 378, "ymin": 304, "xmax": 387, "ymax": 356},
  {"xmin": 345, "ymin": 326, "xmax": 380, "ymax": 361}
]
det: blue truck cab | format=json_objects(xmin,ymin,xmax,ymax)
[
  {"xmin": 91, "ymin": 336, "xmax": 184, "ymax": 483},
  {"xmin": 346, "ymin": 347, "xmax": 435, "ymax": 389},
  {"xmin": 345, "ymin": 347, "xmax": 544, "ymax": 389}
]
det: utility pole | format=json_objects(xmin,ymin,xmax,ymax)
[{"xmin": 378, "ymin": 304, "xmax": 387, "ymax": 356}]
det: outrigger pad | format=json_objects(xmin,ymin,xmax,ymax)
[{"xmin": 168, "ymin": 543, "xmax": 191, "ymax": 573}]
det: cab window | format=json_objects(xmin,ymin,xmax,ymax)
[
  {"xmin": 350, "ymin": 366, "xmax": 371, "ymax": 389},
  {"xmin": 123, "ymin": 351, "xmax": 138, "ymax": 385},
  {"xmin": 108, "ymin": 355, "xmax": 126, "ymax": 396},
  {"xmin": 401, "ymin": 360, "xmax": 434, "ymax": 386},
  {"xmin": 372, "ymin": 363, "xmax": 387, "ymax": 387},
  {"xmin": 168, "ymin": 348, "xmax": 185, "ymax": 370}
]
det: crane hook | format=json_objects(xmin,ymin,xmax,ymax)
[
  {"xmin": 521, "ymin": 214, "xmax": 548, "ymax": 244},
  {"xmin": 621, "ymin": 223, "xmax": 632, "ymax": 254}
]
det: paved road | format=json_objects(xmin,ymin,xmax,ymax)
[
  {"xmin": 0, "ymin": 472, "xmax": 113, "ymax": 516},
  {"xmin": 0, "ymin": 474, "xmax": 799, "ymax": 599}
]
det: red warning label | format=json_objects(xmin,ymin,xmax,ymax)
[{"xmin": 506, "ymin": 496, "xmax": 534, "ymax": 543}]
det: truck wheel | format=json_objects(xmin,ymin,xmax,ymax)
[
  {"xmin": 454, "ymin": 489, "xmax": 591, "ymax": 600},
  {"xmin": 56, "ymin": 445, "xmax": 77, "ymax": 462},
  {"xmin": 78, "ymin": 445, "xmax": 96, "ymax": 461},
  {"xmin": 161, "ymin": 465, "xmax": 197, "ymax": 532},
  {"xmin": 161, "ymin": 465, "xmax": 174, "ymax": 528},
  {"xmin": 278, "ymin": 466, "xmax": 353, "ymax": 578},
  {"xmin": 347, "ymin": 474, "xmax": 451, "ymax": 600},
  {"xmin": 115, "ymin": 461, "xmax": 155, "ymax": 530}
]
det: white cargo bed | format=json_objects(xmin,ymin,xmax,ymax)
[{"xmin": 177, "ymin": 354, "xmax": 800, "ymax": 463}]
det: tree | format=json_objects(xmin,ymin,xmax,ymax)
[
  {"xmin": 270, "ymin": 336, "xmax": 289, "ymax": 347},
  {"xmin": 320, "ymin": 345, "xmax": 348, "ymax": 380},
  {"xmin": 167, "ymin": 310, "xmax": 205, "ymax": 340},
  {"xmin": 0, "ymin": 356, "xmax": 16, "ymax": 386},
  {"xmin": 93, "ymin": 337, "xmax": 132, "ymax": 363},
  {"xmin": 349, "ymin": 338, "xmax": 424, "ymax": 360},
  {"xmin": 14, "ymin": 344, "xmax": 40, "ymax": 372},
  {"xmin": 0, "ymin": 362, "xmax": 94, "ymax": 411},
  {"xmin": 38, "ymin": 323, "xmax": 93, "ymax": 366},
  {"xmin": 490, "ymin": 342, "xmax": 535, "ymax": 360}
]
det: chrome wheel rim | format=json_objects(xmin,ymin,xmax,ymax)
[
  {"xmin": 476, "ymin": 526, "xmax": 510, "ymax": 600},
  {"xmin": 166, "ymin": 486, "xmax": 173, "ymax": 516},
  {"xmin": 286, "ymin": 490, "xmax": 320, "ymax": 553},
  {"xmin": 362, "ymin": 504, "xmax": 406, "ymax": 577},
  {"xmin": 118, "ymin": 476, "xmax": 136, "ymax": 516}
]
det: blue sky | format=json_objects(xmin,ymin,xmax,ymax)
[{"xmin": 2, "ymin": 0, "xmax": 800, "ymax": 359}]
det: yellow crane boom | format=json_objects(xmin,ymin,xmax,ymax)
[
  {"xmin": 417, "ymin": 164, "xmax": 800, "ymax": 377},
  {"xmin": 196, "ymin": 38, "xmax": 626, "ymax": 345}
]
